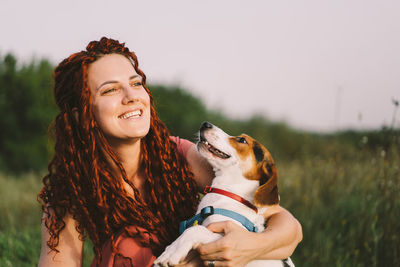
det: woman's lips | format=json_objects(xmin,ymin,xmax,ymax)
[{"xmin": 118, "ymin": 109, "xmax": 142, "ymax": 119}]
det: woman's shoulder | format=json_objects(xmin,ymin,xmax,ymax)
[
  {"xmin": 170, "ymin": 136, "xmax": 214, "ymax": 189},
  {"xmin": 169, "ymin": 136, "xmax": 195, "ymax": 158}
]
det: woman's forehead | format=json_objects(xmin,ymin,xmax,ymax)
[{"xmin": 87, "ymin": 54, "xmax": 138, "ymax": 89}]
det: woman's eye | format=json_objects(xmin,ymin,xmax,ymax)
[
  {"xmin": 236, "ymin": 137, "xmax": 247, "ymax": 144},
  {"xmin": 101, "ymin": 88, "xmax": 117, "ymax": 95},
  {"xmin": 131, "ymin": 82, "xmax": 142, "ymax": 87}
]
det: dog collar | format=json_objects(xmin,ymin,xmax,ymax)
[
  {"xmin": 179, "ymin": 206, "xmax": 258, "ymax": 234},
  {"xmin": 204, "ymin": 186, "xmax": 258, "ymax": 213}
]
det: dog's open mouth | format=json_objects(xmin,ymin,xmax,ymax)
[{"xmin": 199, "ymin": 140, "xmax": 231, "ymax": 159}]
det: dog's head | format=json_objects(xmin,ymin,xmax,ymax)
[{"xmin": 197, "ymin": 121, "xmax": 279, "ymax": 207}]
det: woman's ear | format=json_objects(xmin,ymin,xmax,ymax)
[{"xmin": 254, "ymin": 161, "xmax": 280, "ymax": 207}]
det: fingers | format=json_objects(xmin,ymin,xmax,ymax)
[
  {"xmin": 197, "ymin": 237, "xmax": 234, "ymax": 261},
  {"xmin": 206, "ymin": 220, "xmax": 239, "ymax": 234},
  {"xmin": 174, "ymin": 251, "xmax": 204, "ymax": 267},
  {"xmin": 206, "ymin": 221, "xmax": 228, "ymax": 234},
  {"xmin": 197, "ymin": 221, "xmax": 248, "ymax": 267},
  {"xmin": 183, "ymin": 249, "xmax": 200, "ymax": 263},
  {"xmin": 197, "ymin": 239, "xmax": 224, "ymax": 258},
  {"xmin": 200, "ymin": 250, "xmax": 232, "ymax": 261}
]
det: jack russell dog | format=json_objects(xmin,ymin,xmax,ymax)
[{"xmin": 154, "ymin": 122, "xmax": 294, "ymax": 267}]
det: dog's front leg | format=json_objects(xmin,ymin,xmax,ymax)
[{"xmin": 154, "ymin": 225, "xmax": 221, "ymax": 266}]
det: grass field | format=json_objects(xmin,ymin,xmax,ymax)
[
  {"xmin": 0, "ymin": 173, "xmax": 95, "ymax": 266},
  {"xmin": 0, "ymin": 135, "xmax": 399, "ymax": 266},
  {"xmin": 278, "ymin": 141, "xmax": 399, "ymax": 266}
]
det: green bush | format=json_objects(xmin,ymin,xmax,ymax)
[{"xmin": 0, "ymin": 54, "xmax": 56, "ymax": 173}]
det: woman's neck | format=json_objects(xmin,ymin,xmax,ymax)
[{"xmin": 109, "ymin": 138, "xmax": 143, "ymax": 184}]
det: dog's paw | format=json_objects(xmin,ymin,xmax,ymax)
[
  {"xmin": 154, "ymin": 246, "xmax": 173, "ymax": 266},
  {"xmin": 154, "ymin": 225, "xmax": 218, "ymax": 266},
  {"xmin": 154, "ymin": 237, "xmax": 194, "ymax": 266}
]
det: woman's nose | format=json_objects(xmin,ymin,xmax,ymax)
[{"xmin": 122, "ymin": 86, "xmax": 138, "ymax": 104}]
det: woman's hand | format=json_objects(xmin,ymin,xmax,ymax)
[
  {"xmin": 175, "ymin": 249, "xmax": 205, "ymax": 267},
  {"xmin": 196, "ymin": 221, "xmax": 259, "ymax": 267}
]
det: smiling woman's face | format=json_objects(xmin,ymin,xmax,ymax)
[{"xmin": 87, "ymin": 53, "xmax": 151, "ymax": 144}]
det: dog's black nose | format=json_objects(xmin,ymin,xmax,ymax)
[{"xmin": 200, "ymin": 121, "xmax": 213, "ymax": 131}]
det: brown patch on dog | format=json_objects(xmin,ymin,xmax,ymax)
[
  {"xmin": 254, "ymin": 161, "xmax": 279, "ymax": 207},
  {"xmin": 228, "ymin": 134, "xmax": 253, "ymax": 161},
  {"xmin": 229, "ymin": 135, "xmax": 280, "ymax": 207}
]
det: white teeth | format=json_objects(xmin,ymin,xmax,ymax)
[{"xmin": 119, "ymin": 110, "xmax": 141, "ymax": 119}]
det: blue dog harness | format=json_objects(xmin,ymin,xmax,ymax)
[{"xmin": 179, "ymin": 206, "xmax": 258, "ymax": 234}]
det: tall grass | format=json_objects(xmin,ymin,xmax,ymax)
[
  {"xmin": 0, "ymin": 135, "xmax": 399, "ymax": 266},
  {"xmin": 0, "ymin": 173, "xmax": 43, "ymax": 266},
  {"xmin": 0, "ymin": 173, "xmax": 95, "ymax": 266},
  {"xmin": 278, "ymin": 141, "xmax": 400, "ymax": 266}
]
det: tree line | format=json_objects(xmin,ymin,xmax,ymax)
[{"xmin": 0, "ymin": 53, "xmax": 398, "ymax": 174}]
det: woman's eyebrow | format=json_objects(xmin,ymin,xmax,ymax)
[
  {"xmin": 96, "ymin": 75, "xmax": 141, "ymax": 91},
  {"xmin": 129, "ymin": 75, "xmax": 141, "ymax": 80}
]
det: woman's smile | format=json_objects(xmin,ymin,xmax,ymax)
[{"xmin": 119, "ymin": 109, "xmax": 143, "ymax": 120}]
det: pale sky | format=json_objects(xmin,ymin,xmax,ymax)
[{"xmin": 1, "ymin": 0, "xmax": 399, "ymax": 132}]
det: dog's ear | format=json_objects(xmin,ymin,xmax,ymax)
[{"xmin": 254, "ymin": 161, "xmax": 279, "ymax": 207}]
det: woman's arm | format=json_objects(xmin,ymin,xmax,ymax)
[
  {"xmin": 38, "ymin": 212, "xmax": 84, "ymax": 267},
  {"xmin": 197, "ymin": 207, "xmax": 302, "ymax": 266}
]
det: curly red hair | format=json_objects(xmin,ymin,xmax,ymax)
[{"xmin": 38, "ymin": 37, "xmax": 199, "ymax": 264}]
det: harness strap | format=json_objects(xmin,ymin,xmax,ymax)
[{"xmin": 179, "ymin": 206, "xmax": 258, "ymax": 234}]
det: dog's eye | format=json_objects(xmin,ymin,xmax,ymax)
[{"xmin": 236, "ymin": 137, "xmax": 247, "ymax": 144}]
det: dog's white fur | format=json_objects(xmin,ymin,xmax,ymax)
[{"xmin": 154, "ymin": 123, "xmax": 294, "ymax": 267}]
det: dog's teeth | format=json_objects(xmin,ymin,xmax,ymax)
[{"xmin": 202, "ymin": 139, "xmax": 230, "ymax": 159}]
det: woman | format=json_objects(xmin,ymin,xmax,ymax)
[{"xmin": 38, "ymin": 37, "xmax": 302, "ymax": 267}]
